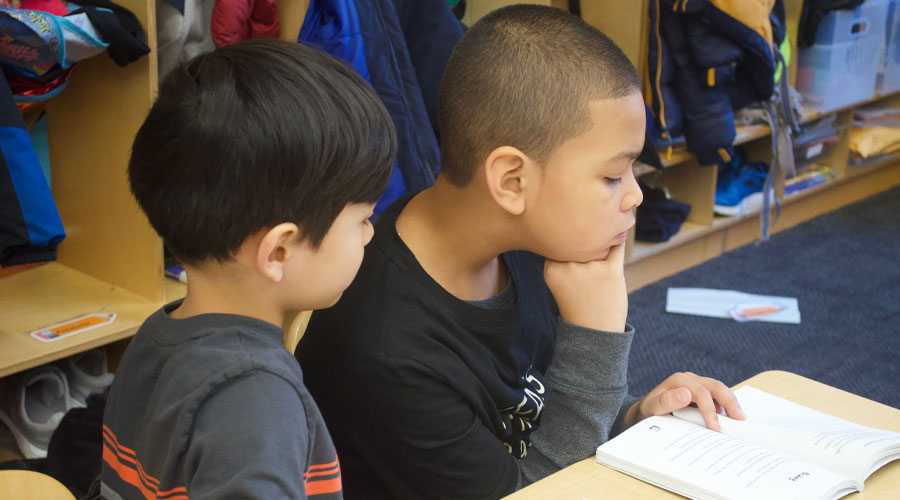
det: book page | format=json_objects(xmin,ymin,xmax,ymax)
[
  {"xmin": 673, "ymin": 386, "xmax": 900, "ymax": 483},
  {"xmin": 596, "ymin": 415, "xmax": 856, "ymax": 500}
]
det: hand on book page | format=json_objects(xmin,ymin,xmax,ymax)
[
  {"xmin": 596, "ymin": 415, "xmax": 858, "ymax": 500},
  {"xmin": 597, "ymin": 387, "xmax": 900, "ymax": 500},
  {"xmin": 673, "ymin": 386, "xmax": 900, "ymax": 484},
  {"xmin": 625, "ymin": 372, "xmax": 745, "ymax": 432}
]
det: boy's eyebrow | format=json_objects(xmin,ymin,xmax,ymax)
[{"xmin": 611, "ymin": 149, "xmax": 642, "ymax": 162}]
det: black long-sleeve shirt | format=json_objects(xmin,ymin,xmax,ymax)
[{"xmin": 297, "ymin": 196, "xmax": 636, "ymax": 499}]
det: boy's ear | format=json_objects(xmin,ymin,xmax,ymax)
[
  {"xmin": 484, "ymin": 146, "xmax": 530, "ymax": 215},
  {"xmin": 256, "ymin": 223, "xmax": 301, "ymax": 283}
]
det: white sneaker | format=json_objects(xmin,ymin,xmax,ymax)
[
  {"xmin": 0, "ymin": 366, "xmax": 74, "ymax": 458},
  {"xmin": 59, "ymin": 348, "xmax": 114, "ymax": 407}
]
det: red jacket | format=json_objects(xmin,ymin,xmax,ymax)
[{"xmin": 210, "ymin": 0, "xmax": 280, "ymax": 48}]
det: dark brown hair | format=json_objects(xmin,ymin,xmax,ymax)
[
  {"xmin": 437, "ymin": 5, "xmax": 640, "ymax": 186},
  {"xmin": 129, "ymin": 40, "xmax": 397, "ymax": 264}
]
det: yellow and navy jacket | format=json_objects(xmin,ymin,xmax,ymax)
[{"xmin": 646, "ymin": 0, "xmax": 787, "ymax": 166}]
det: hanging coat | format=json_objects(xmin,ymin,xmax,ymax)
[
  {"xmin": 298, "ymin": 0, "xmax": 462, "ymax": 204},
  {"xmin": 0, "ymin": 74, "xmax": 65, "ymax": 266},
  {"xmin": 646, "ymin": 0, "xmax": 786, "ymax": 167}
]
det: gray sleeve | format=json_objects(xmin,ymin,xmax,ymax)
[
  {"xmin": 518, "ymin": 318, "xmax": 637, "ymax": 487},
  {"xmin": 184, "ymin": 371, "xmax": 310, "ymax": 499}
]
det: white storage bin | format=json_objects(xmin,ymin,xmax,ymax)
[
  {"xmin": 797, "ymin": 0, "xmax": 888, "ymax": 112},
  {"xmin": 878, "ymin": 0, "xmax": 900, "ymax": 94}
]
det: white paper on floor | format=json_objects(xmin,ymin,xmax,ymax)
[{"xmin": 666, "ymin": 288, "xmax": 801, "ymax": 324}]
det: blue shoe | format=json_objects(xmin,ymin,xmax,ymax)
[{"xmin": 715, "ymin": 159, "xmax": 769, "ymax": 216}]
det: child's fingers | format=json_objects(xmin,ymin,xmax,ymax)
[
  {"xmin": 638, "ymin": 373, "xmax": 745, "ymax": 432},
  {"xmin": 605, "ymin": 242, "xmax": 626, "ymax": 267}
]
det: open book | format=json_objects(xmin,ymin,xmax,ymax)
[{"xmin": 595, "ymin": 386, "xmax": 900, "ymax": 500}]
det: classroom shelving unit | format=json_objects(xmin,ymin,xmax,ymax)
[
  {"xmin": 0, "ymin": 0, "xmax": 162, "ymax": 462},
  {"xmin": 0, "ymin": 0, "xmax": 310, "ymax": 462},
  {"xmin": 580, "ymin": 0, "xmax": 900, "ymax": 291}
]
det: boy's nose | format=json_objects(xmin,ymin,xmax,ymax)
[{"xmin": 620, "ymin": 171, "xmax": 643, "ymax": 211}]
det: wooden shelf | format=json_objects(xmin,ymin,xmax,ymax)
[
  {"xmin": 654, "ymin": 90, "xmax": 900, "ymax": 169},
  {"xmin": 846, "ymin": 153, "xmax": 900, "ymax": 179},
  {"xmin": 164, "ymin": 278, "xmax": 187, "ymax": 304},
  {"xmin": 0, "ymin": 263, "xmax": 159, "ymax": 379},
  {"xmin": 633, "ymin": 162, "xmax": 659, "ymax": 177},
  {"xmin": 629, "ymin": 222, "xmax": 709, "ymax": 263},
  {"xmin": 660, "ymin": 149, "xmax": 692, "ymax": 168},
  {"xmin": 626, "ymin": 160, "xmax": 900, "ymax": 291},
  {"xmin": 734, "ymin": 123, "xmax": 772, "ymax": 145}
]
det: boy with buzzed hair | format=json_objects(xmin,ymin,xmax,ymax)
[
  {"xmin": 101, "ymin": 39, "xmax": 396, "ymax": 499},
  {"xmin": 297, "ymin": 4, "xmax": 744, "ymax": 499}
]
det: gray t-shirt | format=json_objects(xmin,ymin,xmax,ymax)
[{"xmin": 101, "ymin": 301, "xmax": 342, "ymax": 499}]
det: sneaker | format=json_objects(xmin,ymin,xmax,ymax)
[
  {"xmin": 59, "ymin": 348, "xmax": 114, "ymax": 408},
  {"xmin": 0, "ymin": 366, "xmax": 74, "ymax": 458},
  {"xmin": 714, "ymin": 158, "xmax": 770, "ymax": 216}
]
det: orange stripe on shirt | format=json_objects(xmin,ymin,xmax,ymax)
[
  {"xmin": 103, "ymin": 426, "xmax": 189, "ymax": 498},
  {"xmin": 102, "ymin": 427, "xmax": 163, "ymax": 491},
  {"xmin": 104, "ymin": 443, "xmax": 188, "ymax": 500},
  {"xmin": 103, "ymin": 426, "xmax": 189, "ymax": 500},
  {"xmin": 305, "ymin": 474, "xmax": 343, "ymax": 496},
  {"xmin": 305, "ymin": 458, "xmax": 339, "ymax": 472}
]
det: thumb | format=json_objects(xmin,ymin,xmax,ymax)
[{"xmin": 647, "ymin": 387, "xmax": 692, "ymax": 416}]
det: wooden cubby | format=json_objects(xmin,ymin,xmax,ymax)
[
  {"xmin": 0, "ymin": 0, "xmax": 161, "ymax": 383},
  {"xmin": 0, "ymin": 0, "xmax": 316, "ymax": 462}
]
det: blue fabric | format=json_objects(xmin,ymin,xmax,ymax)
[
  {"xmin": 392, "ymin": 0, "xmax": 464, "ymax": 140},
  {"xmin": 0, "ymin": 74, "xmax": 65, "ymax": 266},
  {"xmin": 299, "ymin": 0, "xmax": 461, "ymax": 201},
  {"xmin": 299, "ymin": 0, "xmax": 370, "ymax": 81},
  {"xmin": 299, "ymin": 0, "xmax": 405, "ymax": 215},
  {"xmin": 29, "ymin": 113, "xmax": 51, "ymax": 186},
  {"xmin": 375, "ymin": 165, "xmax": 407, "ymax": 216}
]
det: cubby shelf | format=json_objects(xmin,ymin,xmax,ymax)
[
  {"xmin": 0, "ymin": 263, "xmax": 159, "ymax": 379},
  {"xmin": 627, "ymin": 76, "xmax": 900, "ymax": 290},
  {"xmin": 626, "ymin": 157, "xmax": 900, "ymax": 290}
]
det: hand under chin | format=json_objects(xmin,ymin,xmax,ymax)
[{"xmin": 548, "ymin": 247, "xmax": 613, "ymax": 264}]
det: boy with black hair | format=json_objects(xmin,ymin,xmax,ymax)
[
  {"xmin": 297, "ymin": 5, "xmax": 744, "ymax": 499},
  {"xmin": 101, "ymin": 39, "xmax": 396, "ymax": 499}
]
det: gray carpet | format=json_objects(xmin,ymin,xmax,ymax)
[{"xmin": 626, "ymin": 185, "xmax": 900, "ymax": 409}]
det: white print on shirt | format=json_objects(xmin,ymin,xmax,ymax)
[{"xmin": 500, "ymin": 367, "xmax": 548, "ymax": 459}]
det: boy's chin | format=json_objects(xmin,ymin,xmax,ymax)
[
  {"xmin": 544, "ymin": 246, "xmax": 612, "ymax": 264},
  {"xmin": 305, "ymin": 291, "xmax": 344, "ymax": 311}
]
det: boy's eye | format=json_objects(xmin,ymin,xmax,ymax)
[{"xmin": 605, "ymin": 177, "xmax": 622, "ymax": 186}]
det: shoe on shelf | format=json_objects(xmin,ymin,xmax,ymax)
[
  {"xmin": 0, "ymin": 366, "xmax": 74, "ymax": 459},
  {"xmin": 58, "ymin": 348, "xmax": 114, "ymax": 408},
  {"xmin": 714, "ymin": 158, "xmax": 770, "ymax": 217}
]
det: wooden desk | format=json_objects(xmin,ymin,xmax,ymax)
[
  {"xmin": 0, "ymin": 470, "xmax": 75, "ymax": 500},
  {"xmin": 504, "ymin": 370, "xmax": 900, "ymax": 499}
]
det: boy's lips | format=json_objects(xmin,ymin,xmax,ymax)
[{"xmin": 612, "ymin": 222, "xmax": 634, "ymax": 244}]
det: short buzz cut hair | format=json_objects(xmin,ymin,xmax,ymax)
[
  {"xmin": 437, "ymin": 5, "xmax": 640, "ymax": 187},
  {"xmin": 128, "ymin": 39, "xmax": 397, "ymax": 265}
]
